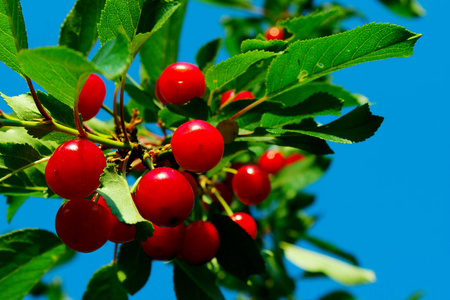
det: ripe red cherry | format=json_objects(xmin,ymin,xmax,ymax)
[
  {"xmin": 97, "ymin": 196, "xmax": 136, "ymax": 243},
  {"xmin": 180, "ymin": 221, "xmax": 220, "ymax": 265},
  {"xmin": 45, "ymin": 139, "xmax": 106, "ymax": 200},
  {"xmin": 258, "ymin": 149, "xmax": 285, "ymax": 174},
  {"xmin": 157, "ymin": 62, "xmax": 205, "ymax": 105},
  {"xmin": 78, "ymin": 74, "xmax": 106, "ymax": 121},
  {"xmin": 171, "ymin": 120, "xmax": 224, "ymax": 173},
  {"xmin": 141, "ymin": 223, "xmax": 186, "ymax": 261},
  {"xmin": 55, "ymin": 199, "xmax": 111, "ymax": 253},
  {"xmin": 134, "ymin": 167, "xmax": 194, "ymax": 227},
  {"xmin": 180, "ymin": 171, "xmax": 198, "ymax": 196},
  {"xmin": 232, "ymin": 165, "xmax": 271, "ymax": 205},
  {"xmin": 285, "ymin": 153, "xmax": 306, "ymax": 165},
  {"xmin": 231, "ymin": 212, "xmax": 257, "ymax": 239},
  {"xmin": 264, "ymin": 26, "xmax": 284, "ymax": 40},
  {"xmin": 220, "ymin": 90, "xmax": 255, "ymax": 106}
]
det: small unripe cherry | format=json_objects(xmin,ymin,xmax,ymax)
[
  {"xmin": 134, "ymin": 167, "xmax": 194, "ymax": 227},
  {"xmin": 78, "ymin": 74, "xmax": 106, "ymax": 121},
  {"xmin": 157, "ymin": 62, "xmax": 205, "ymax": 105},
  {"xmin": 97, "ymin": 196, "xmax": 136, "ymax": 243},
  {"xmin": 285, "ymin": 153, "xmax": 306, "ymax": 165},
  {"xmin": 264, "ymin": 26, "xmax": 284, "ymax": 40},
  {"xmin": 258, "ymin": 149, "xmax": 285, "ymax": 174},
  {"xmin": 231, "ymin": 212, "xmax": 257, "ymax": 239},
  {"xmin": 55, "ymin": 199, "xmax": 111, "ymax": 253},
  {"xmin": 232, "ymin": 165, "xmax": 271, "ymax": 205},
  {"xmin": 180, "ymin": 221, "xmax": 220, "ymax": 265},
  {"xmin": 171, "ymin": 120, "xmax": 224, "ymax": 173},
  {"xmin": 141, "ymin": 223, "xmax": 186, "ymax": 261},
  {"xmin": 45, "ymin": 139, "xmax": 106, "ymax": 200}
]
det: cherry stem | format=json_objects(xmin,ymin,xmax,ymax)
[
  {"xmin": 113, "ymin": 243, "xmax": 118, "ymax": 264},
  {"xmin": 119, "ymin": 77, "xmax": 129, "ymax": 143},
  {"xmin": 0, "ymin": 156, "xmax": 50, "ymax": 184},
  {"xmin": 222, "ymin": 167, "xmax": 238, "ymax": 175},
  {"xmin": 73, "ymin": 78, "xmax": 87, "ymax": 138},
  {"xmin": 207, "ymin": 90, "xmax": 215, "ymax": 107},
  {"xmin": 112, "ymin": 83, "xmax": 121, "ymax": 132},
  {"xmin": 101, "ymin": 104, "xmax": 115, "ymax": 117},
  {"xmin": 211, "ymin": 188, "xmax": 233, "ymax": 217},
  {"xmin": 230, "ymin": 96, "xmax": 267, "ymax": 121},
  {"xmin": 25, "ymin": 76, "xmax": 52, "ymax": 121},
  {"xmin": 93, "ymin": 193, "xmax": 100, "ymax": 203}
]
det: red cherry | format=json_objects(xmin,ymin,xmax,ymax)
[
  {"xmin": 45, "ymin": 139, "xmax": 106, "ymax": 200},
  {"xmin": 232, "ymin": 165, "xmax": 271, "ymax": 205},
  {"xmin": 141, "ymin": 223, "xmax": 186, "ymax": 261},
  {"xmin": 134, "ymin": 167, "xmax": 194, "ymax": 227},
  {"xmin": 78, "ymin": 74, "xmax": 106, "ymax": 121},
  {"xmin": 55, "ymin": 199, "xmax": 111, "ymax": 253},
  {"xmin": 264, "ymin": 26, "xmax": 284, "ymax": 40},
  {"xmin": 220, "ymin": 90, "xmax": 235, "ymax": 106},
  {"xmin": 97, "ymin": 196, "xmax": 136, "ymax": 243},
  {"xmin": 258, "ymin": 149, "xmax": 285, "ymax": 174},
  {"xmin": 155, "ymin": 78, "xmax": 167, "ymax": 106},
  {"xmin": 205, "ymin": 182, "xmax": 233, "ymax": 211},
  {"xmin": 180, "ymin": 221, "xmax": 220, "ymax": 265},
  {"xmin": 285, "ymin": 153, "xmax": 306, "ymax": 165},
  {"xmin": 234, "ymin": 91, "xmax": 255, "ymax": 101},
  {"xmin": 157, "ymin": 62, "xmax": 205, "ymax": 105},
  {"xmin": 220, "ymin": 90, "xmax": 255, "ymax": 106},
  {"xmin": 231, "ymin": 212, "xmax": 257, "ymax": 239},
  {"xmin": 171, "ymin": 120, "xmax": 224, "ymax": 173},
  {"xmin": 180, "ymin": 171, "xmax": 198, "ymax": 196}
]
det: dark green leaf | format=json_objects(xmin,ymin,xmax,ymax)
[
  {"xmin": 0, "ymin": 0, "xmax": 27, "ymax": 75},
  {"xmin": 210, "ymin": 214, "xmax": 265, "ymax": 280},
  {"xmin": 58, "ymin": 0, "xmax": 106, "ymax": 56},
  {"xmin": 82, "ymin": 264, "xmax": 128, "ymax": 300},
  {"xmin": 18, "ymin": 47, "xmax": 98, "ymax": 107},
  {"xmin": 240, "ymin": 39, "xmax": 287, "ymax": 53},
  {"xmin": 222, "ymin": 17, "xmax": 263, "ymax": 56},
  {"xmin": 37, "ymin": 91, "xmax": 76, "ymax": 128},
  {"xmin": 6, "ymin": 195, "xmax": 27, "ymax": 223},
  {"xmin": 165, "ymin": 98, "xmax": 209, "ymax": 121},
  {"xmin": 0, "ymin": 229, "xmax": 68, "ymax": 300},
  {"xmin": 304, "ymin": 235, "xmax": 359, "ymax": 265},
  {"xmin": 266, "ymin": 23, "xmax": 421, "ymax": 98},
  {"xmin": 196, "ymin": 38, "xmax": 222, "ymax": 73},
  {"xmin": 92, "ymin": 31, "xmax": 131, "ymax": 80},
  {"xmin": 173, "ymin": 259, "xmax": 225, "ymax": 300},
  {"xmin": 196, "ymin": 0, "xmax": 251, "ymax": 9},
  {"xmin": 378, "ymin": 0, "xmax": 425, "ymax": 18},
  {"xmin": 406, "ymin": 290, "xmax": 425, "ymax": 300},
  {"xmin": 117, "ymin": 241, "xmax": 151, "ymax": 295},
  {"xmin": 319, "ymin": 290, "xmax": 355, "ymax": 300},
  {"xmin": 30, "ymin": 278, "xmax": 68, "ymax": 300}
]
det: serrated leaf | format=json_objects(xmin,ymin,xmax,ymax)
[
  {"xmin": 1, "ymin": 92, "xmax": 41, "ymax": 121},
  {"xmin": 378, "ymin": 0, "xmax": 425, "ymax": 18},
  {"xmin": 117, "ymin": 241, "xmax": 151, "ymax": 295},
  {"xmin": 92, "ymin": 31, "xmax": 131, "ymax": 80},
  {"xmin": 173, "ymin": 259, "xmax": 225, "ymax": 300},
  {"xmin": 139, "ymin": 0, "xmax": 186, "ymax": 82},
  {"xmin": 196, "ymin": 38, "xmax": 222, "ymax": 73},
  {"xmin": 97, "ymin": 164, "xmax": 153, "ymax": 239},
  {"xmin": 0, "ymin": 0, "xmax": 27, "ymax": 75},
  {"xmin": 6, "ymin": 195, "xmax": 27, "ymax": 223},
  {"xmin": 281, "ymin": 242, "xmax": 376, "ymax": 285},
  {"xmin": 240, "ymin": 39, "xmax": 287, "ymax": 53},
  {"xmin": 37, "ymin": 91, "xmax": 76, "ymax": 128},
  {"xmin": 82, "ymin": 264, "xmax": 128, "ymax": 300},
  {"xmin": 266, "ymin": 23, "xmax": 421, "ymax": 98},
  {"xmin": 58, "ymin": 0, "xmax": 106, "ymax": 56},
  {"xmin": 210, "ymin": 214, "xmax": 265, "ymax": 280},
  {"xmin": 18, "ymin": 47, "xmax": 99, "ymax": 107},
  {"xmin": 269, "ymin": 104, "xmax": 383, "ymax": 144},
  {"xmin": 0, "ymin": 229, "xmax": 69, "ymax": 300},
  {"xmin": 206, "ymin": 50, "xmax": 276, "ymax": 92},
  {"xmin": 261, "ymin": 93, "xmax": 343, "ymax": 128}
]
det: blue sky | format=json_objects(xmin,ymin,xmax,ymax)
[{"xmin": 0, "ymin": 0, "xmax": 448, "ymax": 299}]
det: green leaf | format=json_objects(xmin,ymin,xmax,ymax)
[
  {"xmin": 96, "ymin": 164, "xmax": 153, "ymax": 239},
  {"xmin": 240, "ymin": 39, "xmax": 287, "ymax": 53},
  {"xmin": 158, "ymin": 107, "xmax": 187, "ymax": 128},
  {"xmin": 205, "ymin": 50, "xmax": 276, "ymax": 92},
  {"xmin": 266, "ymin": 23, "xmax": 421, "ymax": 98},
  {"xmin": 303, "ymin": 235, "xmax": 359, "ymax": 265},
  {"xmin": 173, "ymin": 259, "xmax": 225, "ymax": 300},
  {"xmin": 269, "ymin": 104, "xmax": 383, "ymax": 144},
  {"xmin": 92, "ymin": 31, "xmax": 131, "ymax": 80},
  {"xmin": 222, "ymin": 17, "xmax": 263, "ymax": 56},
  {"xmin": 164, "ymin": 98, "xmax": 210, "ymax": 121},
  {"xmin": 117, "ymin": 241, "xmax": 151, "ymax": 295},
  {"xmin": 406, "ymin": 290, "xmax": 425, "ymax": 300},
  {"xmin": 0, "ymin": 0, "xmax": 27, "ymax": 75},
  {"xmin": 82, "ymin": 264, "xmax": 128, "ymax": 300},
  {"xmin": 58, "ymin": 0, "xmax": 106, "ymax": 56},
  {"xmin": 30, "ymin": 278, "xmax": 69, "ymax": 300},
  {"xmin": 281, "ymin": 242, "xmax": 375, "ymax": 285},
  {"xmin": 196, "ymin": 38, "xmax": 222, "ymax": 73},
  {"xmin": 6, "ymin": 195, "xmax": 27, "ymax": 223},
  {"xmin": 319, "ymin": 290, "xmax": 355, "ymax": 300},
  {"xmin": 1, "ymin": 92, "xmax": 41, "ymax": 121},
  {"xmin": 378, "ymin": 0, "xmax": 425, "ymax": 18},
  {"xmin": 37, "ymin": 91, "xmax": 76, "ymax": 128},
  {"xmin": 196, "ymin": 0, "xmax": 251, "ymax": 9},
  {"xmin": 0, "ymin": 229, "xmax": 69, "ymax": 300},
  {"xmin": 210, "ymin": 214, "xmax": 265, "ymax": 280},
  {"xmin": 261, "ymin": 93, "xmax": 343, "ymax": 128},
  {"xmin": 18, "ymin": 47, "xmax": 99, "ymax": 107},
  {"xmin": 139, "ymin": 0, "xmax": 186, "ymax": 82}
]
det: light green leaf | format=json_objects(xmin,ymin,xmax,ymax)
[
  {"xmin": 1, "ymin": 92, "xmax": 41, "ymax": 121},
  {"xmin": 206, "ymin": 50, "xmax": 276, "ymax": 91},
  {"xmin": 58, "ymin": 0, "xmax": 107, "ymax": 56},
  {"xmin": 266, "ymin": 23, "xmax": 421, "ymax": 98},
  {"xmin": 378, "ymin": 0, "xmax": 425, "ymax": 18},
  {"xmin": 18, "ymin": 47, "xmax": 99, "ymax": 107},
  {"xmin": 82, "ymin": 264, "xmax": 128, "ymax": 300},
  {"xmin": 6, "ymin": 195, "xmax": 27, "ymax": 223},
  {"xmin": 280, "ymin": 242, "xmax": 376, "ymax": 285},
  {"xmin": 0, "ymin": 229, "xmax": 69, "ymax": 300},
  {"xmin": 196, "ymin": 37, "xmax": 222, "ymax": 73},
  {"xmin": 0, "ymin": 0, "xmax": 27, "ymax": 74}
]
